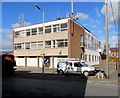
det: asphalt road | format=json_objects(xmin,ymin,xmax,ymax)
[{"xmin": 2, "ymin": 70, "xmax": 118, "ymax": 97}]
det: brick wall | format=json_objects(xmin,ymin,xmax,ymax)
[{"xmin": 68, "ymin": 19, "xmax": 84, "ymax": 60}]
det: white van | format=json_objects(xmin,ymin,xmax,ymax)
[{"xmin": 57, "ymin": 60, "xmax": 100, "ymax": 76}]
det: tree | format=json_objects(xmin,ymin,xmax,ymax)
[{"xmin": 108, "ymin": 56, "xmax": 114, "ymax": 62}]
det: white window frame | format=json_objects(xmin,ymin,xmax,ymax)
[
  {"xmin": 60, "ymin": 23, "xmax": 68, "ymax": 31},
  {"xmin": 38, "ymin": 41, "xmax": 43, "ymax": 49},
  {"xmin": 45, "ymin": 25, "xmax": 51, "ymax": 33}
]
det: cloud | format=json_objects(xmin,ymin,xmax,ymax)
[
  {"xmin": 0, "ymin": 29, "xmax": 12, "ymax": 51},
  {"xmin": 98, "ymin": 30, "xmax": 103, "ymax": 34},
  {"xmin": 100, "ymin": 35, "xmax": 118, "ymax": 50},
  {"xmin": 92, "ymin": 25, "xmax": 98, "ymax": 28},
  {"xmin": 76, "ymin": 13, "xmax": 89, "ymax": 21},
  {"xmin": 109, "ymin": 36, "xmax": 118, "ymax": 47},
  {"xmin": 108, "ymin": 24, "xmax": 114, "ymax": 29},
  {"xmin": 11, "ymin": 22, "xmax": 31, "ymax": 28},
  {"xmin": 101, "ymin": 1, "xmax": 118, "ymax": 23}
]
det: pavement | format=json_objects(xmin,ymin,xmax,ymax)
[{"xmin": 15, "ymin": 63, "xmax": 119, "ymax": 85}]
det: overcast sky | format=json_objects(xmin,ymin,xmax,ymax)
[{"xmin": 0, "ymin": 0, "xmax": 119, "ymax": 51}]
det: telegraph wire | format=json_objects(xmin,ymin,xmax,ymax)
[{"xmin": 109, "ymin": 0, "xmax": 118, "ymax": 33}]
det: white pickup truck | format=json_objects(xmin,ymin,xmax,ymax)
[{"xmin": 57, "ymin": 60, "xmax": 100, "ymax": 76}]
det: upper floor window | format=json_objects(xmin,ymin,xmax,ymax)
[
  {"xmin": 15, "ymin": 43, "xmax": 21, "ymax": 50},
  {"xmin": 15, "ymin": 43, "xmax": 24, "ymax": 50},
  {"xmin": 45, "ymin": 41, "xmax": 51, "ymax": 48},
  {"xmin": 15, "ymin": 31, "xmax": 19, "ymax": 37},
  {"xmin": 31, "ymin": 42, "xmax": 37, "ymax": 49},
  {"xmin": 38, "ymin": 41, "xmax": 43, "ymax": 49},
  {"xmin": 60, "ymin": 23, "xmax": 67, "ymax": 31},
  {"xmin": 57, "ymin": 39, "xmax": 68, "ymax": 48},
  {"xmin": 31, "ymin": 28, "xmax": 37, "ymax": 35},
  {"xmin": 80, "ymin": 35, "xmax": 83, "ymax": 47},
  {"xmin": 53, "ymin": 24, "xmax": 60, "ymax": 32},
  {"xmin": 25, "ymin": 42, "xmax": 30, "ymax": 49},
  {"xmin": 26, "ymin": 29, "xmax": 30, "ymax": 36},
  {"xmin": 38, "ymin": 27, "xmax": 43, "ymax": 34},
  {"xmin": 45, "ymin": 26, "xmax": 51, "ymax": 33}
]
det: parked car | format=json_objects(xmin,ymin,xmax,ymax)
[{"xmin": 57, "ymin": 60, "xmax": 100, "ymax": 76}]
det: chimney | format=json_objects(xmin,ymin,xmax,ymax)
[{"xmin": 56, "ymin": 17, "xmax": 60, "ymax": 20}]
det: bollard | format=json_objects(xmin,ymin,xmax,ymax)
[
  {"xmin": 101, "ymin": 72, "xmax": 104, "ymax": 79},
  {"xmin": 96, "ymin": 71, "xmax": 104, "ymax": 79}
]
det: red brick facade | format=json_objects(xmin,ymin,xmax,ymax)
[{"xmin": 68, "ymin": 19, "xmax": 84, "ymax": 60}]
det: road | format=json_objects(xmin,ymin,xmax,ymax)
[{"xmin": 2, "ymin": 70, "xmax": 118, "ymax": 97}]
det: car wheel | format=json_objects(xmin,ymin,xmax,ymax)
[
  {"xmin": 83, "ymin": 71, "xmax": 89, "ymax": 76},
  {"xmin": 59, "ymin": 70, "xmax": 64, "ymax": 75}
]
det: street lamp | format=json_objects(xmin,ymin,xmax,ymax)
[{"xmin": 34, "ymin": 4, "xmax": 45, "ymax": 75}]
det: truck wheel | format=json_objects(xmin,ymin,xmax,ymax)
[
  {"xmin": 83, "ymin": 71, "xmax": 89, "ymax": 76},
  {"xmin": 59, "ymin": 70, "xmax": 64, "ymax": 75}
]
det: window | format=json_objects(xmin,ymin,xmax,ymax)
[
  {"xmin": 45, "ymin": 41, "xmax": 51, "ymax": 48},
  {"xmin": 85, "ymin": 54, "xmax": 87, "ymax": 61},
  {"xmin": 81, "ymin": 54, "xmax": 83, "ymax": 60},
  {"xmin": 31, "ymin": 28, "xmax": 37, "ymax": 35},
  {"xmin": 15, "ymin": 31, "xmax": 20, "ymax": 37},
  {"xmin": 74, "ymin": 63, "xmax": 80, "ymax": 67},
  {"xmin": 38, "ymin": 41, "xmax": 43, "ymax": 49},
  {"xmin": 53, "ymin": 24, "xmax": 60, "ymax": 32},
  {"xmin": 80, "ymin": 35, "xmax": 83, "ymax": 47},
  {"xmin": 52, "ymin": 40, "xmax": 56, "ymax": 48},
  {"xmin": 92, "ymin": 55, "xmax": 94, "ymax": 61},
  {"xmin": 89, "ymin": 55, "xmax": 91, "ymax": 62},
  {"xmin": 21, "ymin": 43, "xmax": 24, "ymax": 50},
  {"xmin": 15, "ymin": 43, "xmax": 21, "ymax": 50},
  {"xmin": 26, "ymin": 29, "xmax": 30, "ymax": 36},
  {"xmin": 61, "ymin": 23, "xmax": 67, "ymax": 31},
  {"xmin": 38, "ymin": 27, "xmax": 43, "ymax": 34},
  {"xmin": 31, "ymin": 42, "xmax": 37, "ymax": 49},
  {"xmin": 19, "ymin": 30, "xmax": 25, "ymax": 37},
  {"xmin": 53, "ymin": 28, "xmax": 57, "ymax": 32},
  {"xmin": 65, "ymin": 39, "xmax": 68, "ymax": 47},
  {"xmin": 57, "ymin": 39, "xmax": 68, "ymax": 48},
  {"xmin": 45, "ymin": 26, "xmax": 51, "ymax": 33},
  {"xmin": 25, "ymin": 42, "xmax": 30, "ymax": 49}
]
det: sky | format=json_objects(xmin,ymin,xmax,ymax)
[{"xmin": 0, "ymin": 1, "xmax": 119, "ymax": 51}]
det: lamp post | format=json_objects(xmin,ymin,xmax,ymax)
[{"xmin": 34, "ymin": 4, "xmax": 45, "ymax": 75}]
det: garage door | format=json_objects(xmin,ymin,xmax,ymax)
[
  {"xmin": 27, "ymin": 58, "xmax": 38, "ymax": 67},
  {"xmin": 16, "ymin": 58, "xmax": 25, "ymax": 66}
]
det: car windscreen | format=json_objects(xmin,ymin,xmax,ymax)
[{"xmin": 80, "ymin": 62, "xmax": 89, "ymax": 67}]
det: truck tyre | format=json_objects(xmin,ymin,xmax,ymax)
[
  {"xmin": 59, "ymin": 70, "xmax": 64, "ymax": 75},
  {"xmin": 83, "ymin": 71, "xmax": 89, "ymax": 76}
]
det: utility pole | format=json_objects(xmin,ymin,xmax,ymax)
[{"xmin": 105, "ymin": 0, "xmax": 109, "ymax": 78}]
